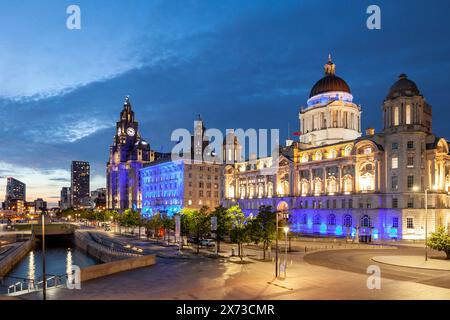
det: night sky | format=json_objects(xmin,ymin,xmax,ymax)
[{"xmin": 0, "ymin": 0, "xmax": 449, "ymax": 205}]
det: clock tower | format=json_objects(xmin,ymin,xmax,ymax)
[{"xmin": 106, "ymin": 96, "xmax": 154, "ymax": 211}]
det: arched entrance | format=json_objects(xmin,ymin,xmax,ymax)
[{"xmin": 277, "ymin": 201, "xmax": 289, "ymax": 212}]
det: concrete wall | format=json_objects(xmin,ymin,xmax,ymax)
[
  {"xmin": 73, "ymin": 230, "xmax": 140, "ymax": 263},
  {"xmin": 0, "ymin": 239, "xmax": 34, "ymax": 277},
  {"xmin": 80, "ymin": 255, "xmax": 156, "ymax": 282}
]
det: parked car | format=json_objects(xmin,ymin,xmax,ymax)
[
  {"xmin": 200, "ymin": 239, "xmax": 215, "ymax": 247},
  {"xmin": 188, "ymin": 237, "xmax": 199, "ymax": 244}
]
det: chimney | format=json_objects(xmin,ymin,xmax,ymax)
[{"xmin": 365, "ymin": 128, "xmax": 375, "ymax": 136}]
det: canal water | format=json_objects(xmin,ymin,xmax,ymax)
[{"xmin": 3, "ymin": 237, "xmax": 99, "ymax": 291}]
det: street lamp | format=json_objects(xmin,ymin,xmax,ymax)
[
  {"xmin": 413, "ymin": 185, "xmax": 437, "ymax": 261},
  {"xmin": 275, "ymin": 211, "xmax": 289, "ymax": 278},
  {"xmin": 283, "ymin": 226, "xmax": 289, "ymax": 277}
]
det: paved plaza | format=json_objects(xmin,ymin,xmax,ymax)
[{"xmin": 20, "ymin": 236, "xmax": 450, "ymax": 300}]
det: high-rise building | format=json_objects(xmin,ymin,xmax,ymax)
[
  {"xmin": 59, "ymin": 187, "xmax": 71, "ymax": 210},
  {"xmin": 5, "ymin": 177, "xmax": 26, "ymax": 211},
  {"xmin": 71, "ymin": 161, "xmax": 90, "ymax": 209},
  {"xmin": 106, "ymin": 96, "xmax": 155, "ymax": 211}
]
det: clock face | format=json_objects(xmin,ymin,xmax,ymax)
[
  {"xmin": 126, "ymin": 127, "xmax": 136, "ymax": 136},
  {"xmin": 117, "ymin": 128, "xmax": 122, "ymax": 135}
]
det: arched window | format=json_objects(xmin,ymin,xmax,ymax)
[
  {"xmin": 343, "ymin": 215, "xmax": 352, "ymax": 227},
  {"xmin": 315, "ymin": 151, "xmax": 322, "ymax": 161},
  {"xmin": 314, "ymin": 179, "xmax": 322, "ymax": 195},
  {"xmin": 394, "ymin": 106, "xmax": 399, "ymax": 126},
  {"xmin": 344, "ymin": 145, "xmax": 352, "ymax": 157},
  {"xmin": 329, "ymin": 149, "xmax": 337, "ymax": 159},
  {"xmin": 327, "ymin": 214, "xmax": 336, "ymax": 226},
  {"xmin": 361, "ymin": 215, "xmax": 371, "ymax": 227},
  {"xmin": 301, "ymin": 153, "xmax": 309, "ymax": 163},
  {"xmin": 343, "ymin": 175, "xmax": 353, "ymax": 193},
  {"xmin": 359, "ymin": 163, "xmax": 375, "ymax": 192},
  {"xmin": 301, "ymin": 180, "xmax": 309, "ymax": 196},
  {"xmin": 313, "ymin": 214, "xmax": 322, "ymax": 225},
  {"xmin": 328, "ymin": 177, "xmax": 337, "ymax": 194},
  {"xmin": 301, "ymin": 214, "xmax": 307, "ymax": 225}
]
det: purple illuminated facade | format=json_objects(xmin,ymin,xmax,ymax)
[{"xmin": 106, "ymin": 97, "xmax": 154, "ymax": 211}]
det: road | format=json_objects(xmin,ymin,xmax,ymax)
[{"xmin": 304, "ymin": 246, "xmax": 450, "ymax": 289}]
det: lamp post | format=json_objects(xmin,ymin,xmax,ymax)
[
  {"xmin": 413, "ymin": 185, "xmax": 436, "ymax": 261},
  {"xmin": 283, "ymin": 226, "xmax": 289, "ymax": 277},
  {"xmin": 275, "ymin": 211, "xmax": 289, "ymax": 278},
  {"xmin": 41, "ymin": 211, "xmax": 46, "ymax": 301}
]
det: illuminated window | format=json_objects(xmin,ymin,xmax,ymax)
[
  {"xmin": 343, "ymin": 215, "xmax": 352, "ymax": 227},
  {"xmin": 364, "ymin": 147, "xmax": 372, "ymax": 155},
  {"xmin": 391, "ymin": 157, "xmax": 398, "ymax": 169},
  {"xmin": 407, "ymin": 175, "xmax": 414, "ymax": 189},
  {"xmin": 394, "ymin": 106, "xmax": 399, "ymax": 126},
  {"xmin": 361, "ymin": 215, "xmax": 371, "ymax": 227},
  {"xmin": 301, "ymin": 153, "xmax": 309, "ymax": 163},
  {"xmin": 329, "ymin": 149, "xmax": 337, "ymax": 159},
  {"xmin": 406, "ymin": 104, "xmax": 411, "ymax": 124},
  {"xmin": 392, "ymin": 217, "xmax": 399, "ymax": 228},
  {"xmin": 407, "ymin": 156, "xmax": 414, "ymax": 168},
  {"xmin": 315, "ymin": 151, "xmax": 322, "ymax": 161},
  {"xmin": 313, "ymin": 214, "xmax": 321, "ymax": 225},
  {"xmin": 327, "ymin": 214, "xmax": 336, "ymax": 226}
]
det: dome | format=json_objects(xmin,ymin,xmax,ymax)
[
  {"xmin": 309, "ymin": 55, "xmax": 351, "ymax": 98},
  {"xmin": 386, "ymin": 74, "xmax": 420, "ymax": 99},
  {"xmin": 309, "ymin": 75, "xmax": 351, "ymax": 98}
]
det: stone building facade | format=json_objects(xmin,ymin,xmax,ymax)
[{"xmin": 223, "ymin": 57, "xmax": 450, "ymax": 241}]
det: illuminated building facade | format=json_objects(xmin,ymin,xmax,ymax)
[
  {"xmin": 141, "ymin": 117, "xmax": 222, "ymax": 216},
  {"xmin": 71, "ymin": 161, "xmax": 90, "ymax": 209},
  {"xmin": 141, "ymin": 159, "xmax": 222, "ymax": 216},
  {"xmin": 59, "ymin": 187, "xmax": 71, "ymax": 210},
  {"xmin": 106, "ymin": 97, "xmax": 155, "ymax": 211},
  {"xmin": 223, "ymin": 57, "xmax": 450, "ymax": 241}
]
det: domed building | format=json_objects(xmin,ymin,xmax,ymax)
[
  {"xmin": 223, "ymin": 57, "xmax": 450, "ymax": 241},
  {"xmin": 299, "ymin": 55, "xmax": 362, "ymax": 146}
]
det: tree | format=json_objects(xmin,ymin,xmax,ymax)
[
  {"xmin": 249, "ymin": 206, "xmax": 276, "ymax": 260},
  {"xmin": 211, "ymin": 206, "xmax": 231, "ymax": 253},
  {"xmin": 427, "ymin": 226, "xmax": 450, "ymax": 259},
  {"xmin": 227, "ymin": 205, "xmax": 250, "ymax": 257},
  {"xmin": 121, "ymin": 209, "xmax": 140, "ymax": 235},
  {"xmin": 181, "ymin": 206, "xmax": 210, "ymax": 254}
]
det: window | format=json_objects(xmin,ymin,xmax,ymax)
[
  {"xmin": 407, "ymin": 198, "xmax": 414, "ymax": 208},
  {"xmin": 327, "ymin": 214, "xmax": 336, "ymax": 226},
  {"xmin": 361, "ymin": 215, "xmax": 371, "ymax": 227},
  {"xmin": 394, "ymin": 106, "xmax": 399, "ymax": 126},
  {"xmin": 407, "ymin": 175, "xmax": 414, "ymax": 189},
  {"xmin": 392, "ymin": 142, "xmax": 398, "ymax": 150},
  {"xmin": 407, "ymin": 141, "xmax": 414, "ymax": 149},
  {"xmin": 407, "ymin": 157, "xmax": 414, "ymax": 168},
  {"xmin": 301, "ymin": 214, "xmax": 307, "ymax": 225},
  {"xmin": 341, "ymin": 199, "xmax": 346, "ymax": 208},
  {"xmin": 199, "ymin": 190, "xmax": 203, "ymax": 197},
  {"xmin": 348, "ymin": 199, "xmax": 353, "ymax": 208},
  {"xmin": 391, "ymin": 176, "xmax": 398, "ymax": 190},
  {"xmin": 392, "ymin": 198, "xmax": 398, "ymax": 208},
  {"xmin": 406, "ymin": 104, "xmax": 411, "ymax": 124},
  {"xmin": 392, "ymin": 217, "xmax": 399, "ymax": 228},
  {"xmin": 343, "ymin": 215, "xmax": 352, "ymax": 227},
  {"xmin": 326, "ymin": 200, "xmax": 330, "ymax": 208},
  {"xmin": 364, "ymin": 147, "xmax": 372, "ymax": 155},
  {"xmin": 313, "ymin": 214, "xmax": 321, "ymax": 225},
  {"xmin": 391, "ymin": 157, "xmax": 398, "ymax": 169},
  {"xmin": 406, "ymin": 217, "xmax": 414, "ymax": 229},
  {"xmin": 332, "ymin": 199, "xmax": 337, "ymax": 209},
  {"xmin": 304, "ymin": 200, "xmax": 308, "ymax": 209}
]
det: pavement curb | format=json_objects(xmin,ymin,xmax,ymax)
[{"xmin": 371, "ymin": 257, "xmax": 450, "ymax": 271}]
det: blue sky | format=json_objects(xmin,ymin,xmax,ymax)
[{"xmin": 0, "ymin": 0, "xmax": 449, "ymax": 205}]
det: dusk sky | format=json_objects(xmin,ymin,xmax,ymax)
[{"xmin": 0, "ymin": 0, "xmax": 449, "ymax": 206}]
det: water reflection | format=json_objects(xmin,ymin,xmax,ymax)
[{"xmin": 27, "ymin": 251, "xmax": 35, "ymax": 281}]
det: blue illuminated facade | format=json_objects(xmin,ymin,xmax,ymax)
[{"xmin": 140, "ymin": 160, "xmax": 185, "ymax": 217}]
